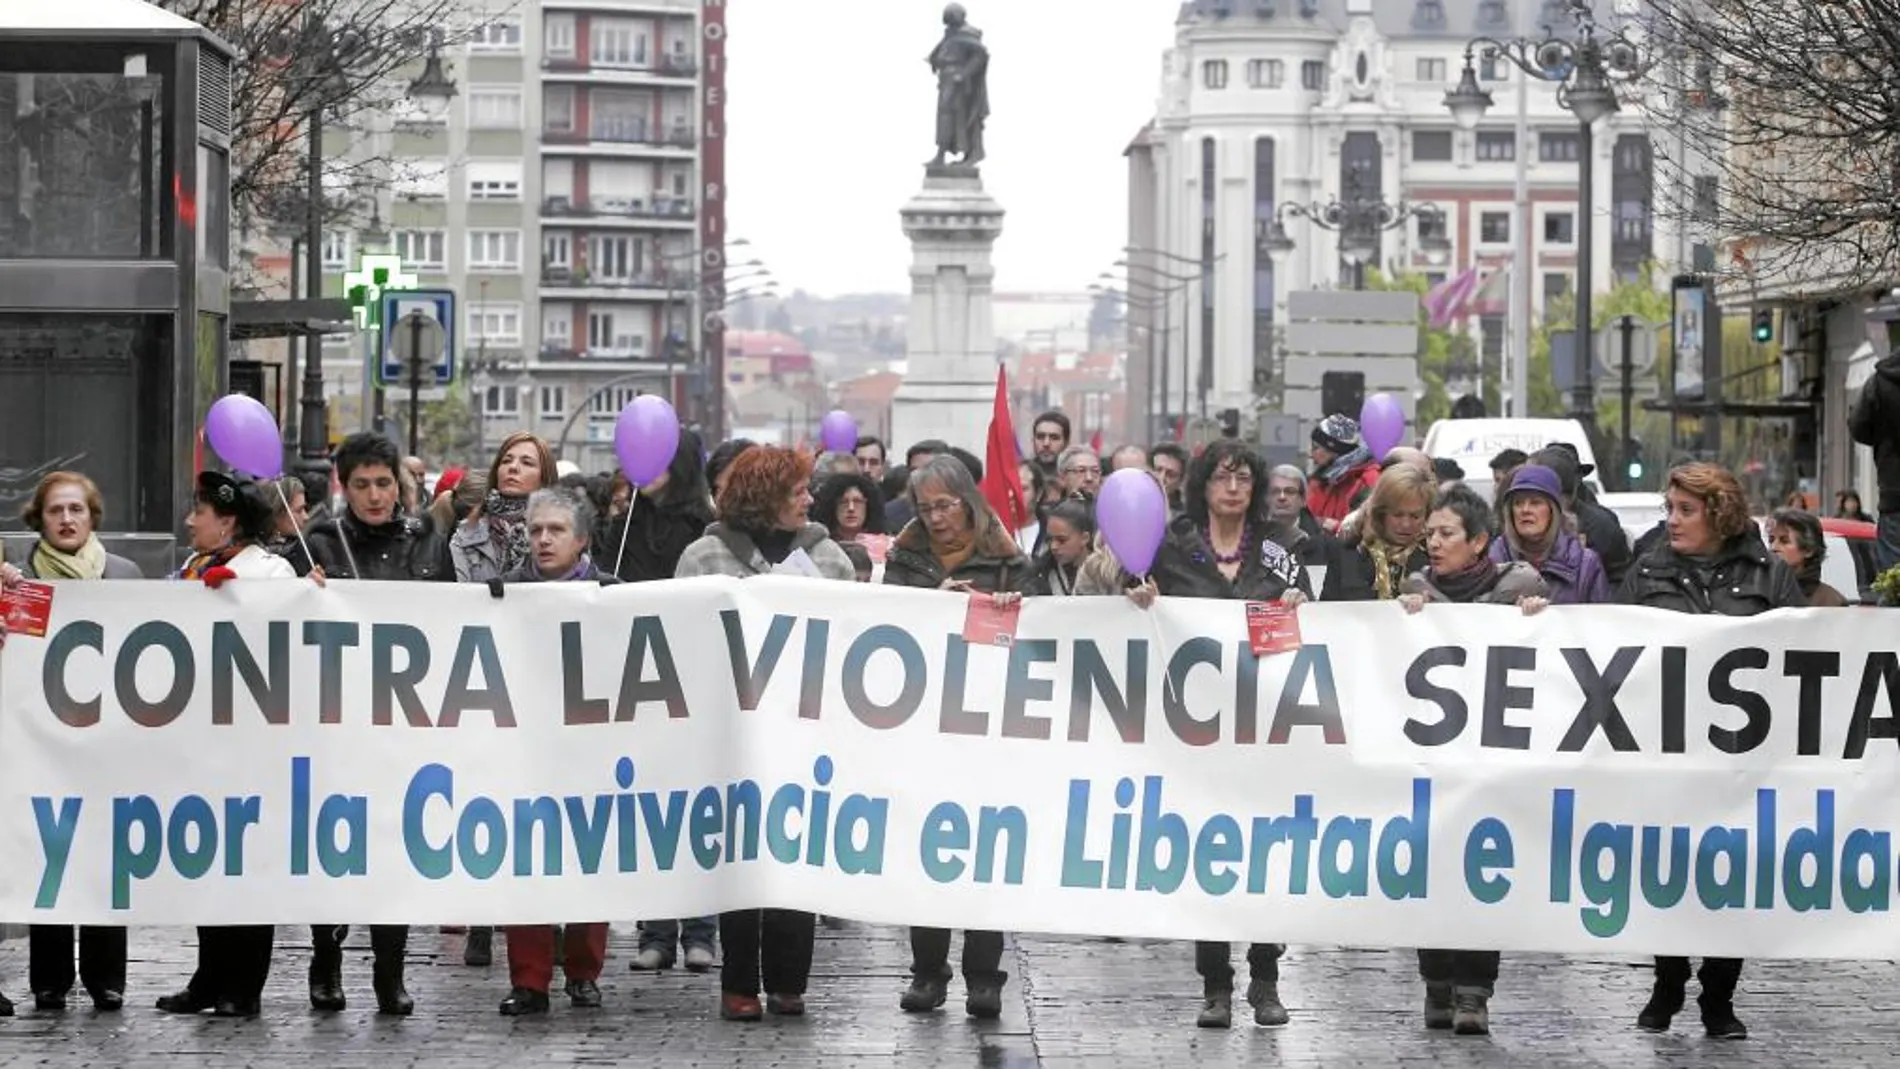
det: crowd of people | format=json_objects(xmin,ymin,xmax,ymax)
[{"xmin": 0, "ymin": 403, "xmax": 1873, "ymax": 1040}]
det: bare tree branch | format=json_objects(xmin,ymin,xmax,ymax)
[{"xmin": 1637, "ymin": 0, "xmax": 1900, "ymax": 292}]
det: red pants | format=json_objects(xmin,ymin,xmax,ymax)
[{"xmin": 506, "ymin": 924, "xmax": 608, "ymax": 992}]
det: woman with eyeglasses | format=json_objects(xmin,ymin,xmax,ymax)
[{"xmin": 883, "ymin": 455, "xmax": 1030, "ymax": 1019}]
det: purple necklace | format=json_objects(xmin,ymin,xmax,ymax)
[{"xmin": 1210, "ymin": 524, "xmax": 1252, "ymax": 565}]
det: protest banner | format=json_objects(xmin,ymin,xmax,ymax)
[{"xmin": 1, "ymin": 578, "xmax": 1897, "ymax": 959}]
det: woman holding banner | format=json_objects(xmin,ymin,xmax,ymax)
[
  {"xmin": 302, "ymin": 433, "xmax": 454, "ymax": 1017},
  {"xmin": 497, "ymin": 487, "xmax": 622, "ymax": 1016},
  {"xmin": 1024, "ymin": 496, "xmax": 1095, "ymax": 596},
  {"xmin": 676, "ymin": 446, "xmax": 855, "ymax": 1022},
  {"xmin": 1618, "ymin": 462, "xmax": 1805, "ymax": 1040},
  {"xmin": 156, "ymin": 472, "xmax": 299, "ymax": 1018},
  {"xmin": 10, "ymin": 472, "xmax": 139, "ymax": 1012},
  {"xmin": 1320, "ymin": 465, "xmax": 1433, "ymax": 603},
  {"xmin": 450, "ymin": 431, "xmax": 556, "ymax": 967},
  {"xmin": 1486, "ymin": 465, "xmax": 1611, "ymax": 605},
  {"xmin": 1397, "ymin": 484, "xmax": 1551, "ymax": 1036},
  {"xmin": 884, "ymin": 455, "xmax": 1030, "ymax": 1020}
]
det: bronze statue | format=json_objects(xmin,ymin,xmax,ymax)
[{"xmin": 927, "ymin": 3, "xmax": 988, "ymax": 169}]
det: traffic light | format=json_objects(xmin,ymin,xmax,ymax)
[
  {"xmin": 1752, "ymin": 309, "xmax": 1774, "ymax": 344},
  {"xmin": 1624, "ymin": 436, "xmax": 1645, "ymax": 485}
]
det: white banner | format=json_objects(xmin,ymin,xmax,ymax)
[{"xmin": 2, "ymin": 578, "xmax": 1897, "ymax": 959}]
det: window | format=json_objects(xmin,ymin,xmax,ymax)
[
  {"xmin": 543, "ymin": 232, "xmax": 571, "ymax": 268},
  {"xmin": 467, "ymin": 229, "xmax": 522, "ymax": 271},
  {"xmin": 1543, "ymin": 272, "xmax": 1571, "ymax": 305},
  {"xmin": 466, "ymin": 161, "xmax": 522, "ymax": 200},
  {"xmin": 543, "ymin": 87, "xmax": 575, "ymax": 133},
  {"xmin": 1476, "ymin": 131, "xmax": 1516, "ymax": 161},
  {"xmin": 1247, "ymin": 59, "xmax": 1282, "ymax": 88},
  {"xmin": 1480, "ymin": 53, "xmax": 1508, "ymax": 81},
  {"xmin": 1202, "ymin": 60, "xmax": 1228, "ymax": 89},
  {"xmin": 469, "ymin": 19, "xmax": 522, "ymax": 53},
  {"xmin": 587, "ymin": 311, "xmax": 645, "ymax": 356},
  {"xmin": 587, "ymin": 235, "xmax": 638, "ymax": 281},
  {"xmin": 469, "ymin": 303, "xmax": 523, "ymax": 346},
  {"xmin": 1418, "ymin": 211, "xmax": 1448, "ymax": 244},
  {"xmin": 591, "ymin": 92, "xmax": 650, "ymax": 142},
  {"xmin": 1538, "ymin": 131, "xmax": 1580, "ymax": 162},
  {"xmin": 1692, "ymin": 175, "xmax": 1719, "ymax": 221},
  {"xmin": 393, "ymin": 229, "xmax": 446, "ymax": 270},
  {"xmin": 591, "ymin": 19, "xmax": 649, "ymax": 67},
  {"xmin": 320, "ymin": 229, "xmax": 351, "ymax": 270},
  {"xmin": 1480, "ymin": 211, "xmax": 1511, "ymax": 244},
  {"xmin": 1301, "ymin": 60, "xmax": 1325, "ymax": 90},
  {"xmin": 1412, "ymin": 130, "xmax": 1453, "ymax": 162},
  {"xmin": 542, "ymin": 305, "xmax": 572, "ymax": 347},
  {"xmin": 393, "ymin": 159, "xmax": 448, "ymax": 200},
  {"xmin": 539, "ymin": 386, "xmax": 566, "ymax": 419},
  {"xmin": 670, "ymin": 170, "xmax": 689, "ymax": 197},
  {"xmin": 469, "ymin": 88, "xmax": 523, "ymax": 130},
  {"xmin": 1543, "ymin": 211, "xmax": 1575, "ymax": 244},
  {"xmin": 1416, "ymin": 58, "xmax": 1446, "ymax": 83},
  {"xmin": 482, "ymin": 385, "xmax": 520, "ymax": 416},
  {"xmin": 544, "ymin": 13, "xmax": 576, "ymax": 58},
  {"xmin": 390, "ymin": 95, "xmax": 449, "ymax": 126}
]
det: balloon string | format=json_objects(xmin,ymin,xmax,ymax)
[
  {"xmin": 331, "ymin": 512, "xmax": 360, "ymax": 579},
  {"xmin": 274, "ymin": 482, "xmax": 318, "ymax": 579},
  {"xmin": 613, "ymin": 492, "xmax": 637, "ymax": 578},
  {"xmin": 1135, "ymin": 572, "xmax": 1180, "ymax": 712}
]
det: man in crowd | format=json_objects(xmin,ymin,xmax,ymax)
[
  {"xmin": 1149, "ymin": 443, "xmax": 1188, "ymax": 511},
  {"xmin": 1267, "ymin": 464, "xmax": 1330, "ymax": 566},
  {"xmin": 1490, "ymin": 448, "xmax": 1528, "ymax": 489},
  {"xmin": 1055, "ymin": 445, "xmax": 1103, "ymax": 499},
  {"xmin": 854, "ymin": 436, "xmax": 888, "ymax": 481},
  {"xmin": 1109, "ymin": 444, "xmax": 1149, "ymax": 473},
  {"xmin": 1032, "ymin": 411, "xmax": 1071, "ymax": 476},
  {"xmin": 907, "ymin": 440, "xmax": 949, "ymax": 471},
  {"xmin": 1849, "ymin": 344, "xmax": 1900, "ymax": 571}
]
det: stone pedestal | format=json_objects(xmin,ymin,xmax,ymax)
[{"xmin": 890, "ymin": 167, "xmax": 1006, "ymax": 455}]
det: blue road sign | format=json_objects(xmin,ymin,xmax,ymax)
[{"xmin": 377, "ymin": 289, "xmax": 457, "ymax": 388}]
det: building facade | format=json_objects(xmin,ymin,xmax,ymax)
[
  {"xmin": 1126, "ymin": 0, "xmax": 1681, "ymax": 434},
  {"xmin": 248, "ymin": 0, "xmax": 713, "ymax": 472}
]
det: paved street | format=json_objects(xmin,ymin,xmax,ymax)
[{"xmin": 2, "ymin": 924, "xmax": 1898, "ymax": 1067}]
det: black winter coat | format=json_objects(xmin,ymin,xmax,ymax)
[
  {"xmin": 305, "ymin": 513, "xmax": 453, "ymax": 583},
  {"xmin": 1148, "ymin": 514, "xmax": 1312, "ymax": 602},
  {"xmin": 1574, "ymin": 489, "xmax": 1635, "ymax": 584},
  {"xmin": 1849, "ymin": 352, "xmax": 1900, "ymax": 511},
  {"xmin": 882, "ymin": 521, "xmax": 1030, "ymax": 594},
  {"xmin": 1615, "ymin": 532, "xmax": 1806, "ymax": 616},
  {"xmin": 1322, "ymin": 540, "xmax": 1430, "ymax": 603},
  {"xmin": 597, "ymin": 498, "xmax": 712, "ymax": 583}
]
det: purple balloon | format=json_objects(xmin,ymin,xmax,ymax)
[
  {"xmin": 1360, "ymin": 393, "xmax": 1406, "ymax": 459},
  {"xmin": 204, "ymin": 394, "xmax": 284, "ymax": 479},
  {"xmin": 614, "ymin": 395, "xmax": 681, "ymax": 486},
  {"xmin": 1097, "ymin": 468, "xmax": 1168, "ymax": 578},
  {"xmin": 819, "ymin": 409, "xmax": 858, "ymax": 454}
]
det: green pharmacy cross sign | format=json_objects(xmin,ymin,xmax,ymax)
[{"xmin": 343, "ymin": 254, "xmax": 422, "ymax": 329}]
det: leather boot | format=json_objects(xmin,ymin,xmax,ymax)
[
  {"xmin": 372, "ymin": 927, "xmax": 413, "ymax": 1016},
  {"xmin": 308, "ymin": 926, "xmax": 346, "ymax": 1012}
]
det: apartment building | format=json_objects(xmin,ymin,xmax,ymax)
[{"xmin": 303, "ymin": 0, "xmax": 709, "ymax": 471}]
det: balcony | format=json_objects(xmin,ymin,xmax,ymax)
[
  {"xmin": 542, "ymin": 0, "xmax": 698, "ymax": 19},
  {"xmin": 540, "ymin": 195, "xmax": 696, "ymax": 227},
  {"xmin": 538, "ymin": 265, "xmax": 697, "ymax": 300},
  {"xmin": 540, "ymin": 52, "xmax": 699, "ymax": 86},
  {"xmin": 541, "ymin": 118, "xmax": 698, "ymax": 158}
]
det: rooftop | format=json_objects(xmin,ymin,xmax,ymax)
[
  {"xmin": 2, "ymin": 0, "xmax": 223, "ymax": 41},
  {"xmin": 1174, "ymin": 0, "xmax": 1609, "ymax": 40}
]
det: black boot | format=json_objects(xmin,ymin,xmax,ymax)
[
  {"xmin": 0, "ymin": 990, "xmax": 12, "ymax": 1017},
  {"xmin": 309, "ymin": 926, "xmax": 346, "ymax": 1012},
  {"xmin": 372, "ymin": 945, "xmax": 414, "ymax": 1017},
  {"xmin": 1637, "ymin": 980, "xmax": 1684, "ymax": 1032},
  {"xmin": 899, "ymin": 974, "xmax": 948, "ymax": 1013},
  {"xmin": 464, "ymin": 927, "xmax": 493, "ymax": 967}
]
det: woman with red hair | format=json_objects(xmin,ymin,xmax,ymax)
[{"xmin": 675, "ymin": 447, "xmax": 855, "ymax": 1021}]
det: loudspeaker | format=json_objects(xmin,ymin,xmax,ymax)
[{"xmin": 1320, "ymin": 370, "xmax": 1365, "ymax": 420}]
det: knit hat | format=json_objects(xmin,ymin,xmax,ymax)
[
  {"xmin": 1502, "ymin": 464, "xmax": 1565, "ymax": 508},
  {"xmin": 1312, "ymin": 413, "xmax": 1362, "ymax": 455}
]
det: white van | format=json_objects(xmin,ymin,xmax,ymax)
[{"xmin": 1421, "ymin": 418, "xmax": 1603, "ymax": 502}]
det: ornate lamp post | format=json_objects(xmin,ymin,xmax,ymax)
[
  {"xmin": 1444, "ymin": 0, "xmax": 1645, "ymax": 435},
  {"xmin": 1262, "ymin": 169, "xmax": 1449, "ymax": 290}
]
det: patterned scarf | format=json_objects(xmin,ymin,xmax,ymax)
[
  {"xmin": 484, "ymin": 490, "xmax": 532, "ymax": 575},
  {"xmin": 178, "ymin": 542, "xmax": 243, "ymax": 580},
  {"xmin": 1362, "ymin": 535, "xmax": 1414, "ymax": 601},
  {"xmin": 32, "ymin": 536, "xmax": 107, "ymax": 580},
  {"xmin": 1313, "ymin": 445, "xmax": 1373, "ymax": 487}
]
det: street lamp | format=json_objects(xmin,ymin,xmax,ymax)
[
  {"xmin": 1445, "ymin": 0, "xmax": 1646, "ymax": 436},
  {"xmin": 1268, "ymin": 167, "xmax": 1447, "ymax": 290}
]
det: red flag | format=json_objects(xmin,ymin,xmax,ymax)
[
  {"xmin": 1089, "ymin": 429, "xmax": 1104, "ymax": 454},
  {"xmin": 979, "ymin": 367, "xmax": 1029, "ymax": 533}
]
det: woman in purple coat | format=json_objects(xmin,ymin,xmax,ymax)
[{"xmin": 1487, "ymin": 464, "xmax": 1611, "ymax": 604}]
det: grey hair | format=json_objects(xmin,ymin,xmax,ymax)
[
  {"xmin": 1056, "ymin": 444, "xmax": 1100, "ymax": 474},
  {"xmin": 909, "ymin": 454, "xmax": 995, "ymax": 524},
  {"xmin": 1769, "ymin": 508, "xmax": 1827, "ymax": 564},
  {"xmin": 1269, "ymin": 464, "xmax": 1306, "ymax": 490},
  {"xmin": 526, "ymin": 487, "xmax": 596, "ymax": 543}
]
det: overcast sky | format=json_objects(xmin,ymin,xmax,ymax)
[{"xmin": 726, "ymin": 0, "xmax": 1180, "ymax": 298}]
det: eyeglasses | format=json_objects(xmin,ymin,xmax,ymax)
[
  {"xmin": 916, "ymin": 499, "xmax": 963, "ymax": 518},
  {"xmin": 1212, "ymin": 472, "xmax": 1255, "ymax": 488},
  {"xmin": 1063, "ymin": 465, "xmax": 1102, "ymax": 477}
]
